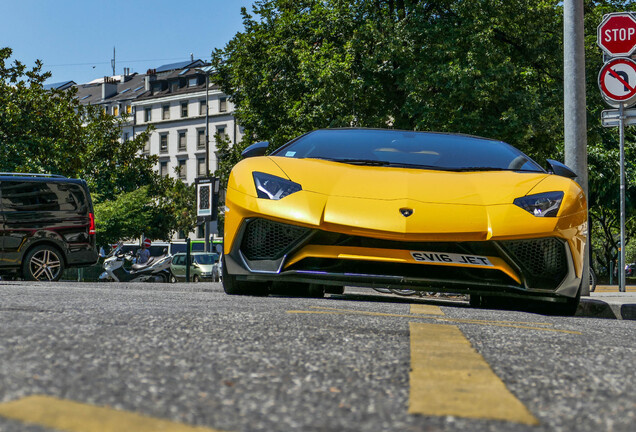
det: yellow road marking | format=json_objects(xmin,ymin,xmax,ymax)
[
  {"xmin": 0, "ymin": 395, "xmax": 227, "ymax": 432},
  {"xmin": 409, "ymin": 322, "xmax": 539, "ymax": 425},
  {"xmin": 290, "ymin": 306, "xmax": 580, "ymax": 334},
  {"xmin": 309, "ymin": 306, "xmax": 552, "ymax": 326},
  {"xmin": 410, "ymin": 304, "xmax": 445, "ymax": 315},
  {"xmin": 594, "ymin": 285, "xmax": 636, "ymax": 292}
]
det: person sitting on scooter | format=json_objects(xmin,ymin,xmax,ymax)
[{"xmin": 137, "ymin": 243, "xmax": 150, "ymax": 264}]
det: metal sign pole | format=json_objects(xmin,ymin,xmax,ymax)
[{"xmin": 619, "ymin": 102, "xmax": 627, "ymax": 293}]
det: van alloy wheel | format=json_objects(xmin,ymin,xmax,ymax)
[{"xmin": 24, "ymin": 246, "xmax": 64, "ymax": 281}]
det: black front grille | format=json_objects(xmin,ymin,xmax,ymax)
[
  {"xmin": 309, "ymin": 231, "xmax": 501, "ymax": 256},
  {"xmin": 240, "ymin": 218, "xmax": 311, "ymax": 260},
  {"xmin": 500, "ymin": 238, "xmax": 568, "ymax": 289}
]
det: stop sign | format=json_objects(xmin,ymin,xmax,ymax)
[{"xmin": 598, "ymin": 13, "xmax": 636, "ymax": 57}]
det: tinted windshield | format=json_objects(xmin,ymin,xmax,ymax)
[
  {"xmin": 193, "ymin": 254, "xmax": 218, "ymax": 265},
  {"xmin": 272, "ymin": 129, "xmax": 544, "ymax": 172}
]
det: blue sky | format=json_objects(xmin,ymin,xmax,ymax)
[{"xmin": 0, "ymin": 0, "xmax": 255, "ymax": 85}]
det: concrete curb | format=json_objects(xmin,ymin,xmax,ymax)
[{"xmin": 578, "ymin": 293, "xmax": 636, "ymax": 320}]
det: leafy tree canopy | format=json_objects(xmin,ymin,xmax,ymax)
[
  {"xmin": 213, "ymin": 0, "xmax": 569, "ymax": 161},
  {"xmin": 0, "ymin": 47, "xmax": 195, "ymax": 244}
]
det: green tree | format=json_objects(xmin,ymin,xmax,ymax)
[
  {"xmin": 213, "ymin": 0, "xmax": 566, "ymax": 159},
  {"xmin": 0, "ymin": 47, "xmax": 157, "ymax": 199},
  {"xmin": 584, "ymin": 1, "xmax": 636, "ymax": 277},
  {"xmin": 0, "ymin": 47, "xmax": 196, "ymax": 243}
]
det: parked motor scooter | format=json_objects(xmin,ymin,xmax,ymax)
[{"xmin": 99, "ymin": 242, "xmax": 172, "ymax": 282}]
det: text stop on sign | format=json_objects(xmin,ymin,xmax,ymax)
[
  {"xmin": 599, "ymin": 57, "xmax": 636, "ymax": 107},
  {"xmin": 604, "ymin": 27, "xmax": 636, "ymax": 42},
  {"xmin": 598, "ymin": 12, "xmax": 636, "ymax": 57}
]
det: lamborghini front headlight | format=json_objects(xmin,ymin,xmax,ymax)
[
  {"xmin": 253, "ymin": 172, "xmax": 302, "ymax": 200},
  {"xmin": 514, "ymin": 192, "xmax": 564, "ymax": 217}
]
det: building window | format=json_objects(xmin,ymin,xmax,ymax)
[
  {"xmin": 197, "ymin": 224, "xmax": 205, "ymax": 238},
  {"xmin": 123, "ymin": 132, "xmax": 129, "ymax": 142},
  {"xmin": 181, "ymin": 102, "xmax": 188, "ymax": 118},
  {"xmin": 162, "ymin": 104, "xmax": 170, "ymax": 120},
  {"xmin": 219, "ymin": 97, "xmax": 227, "ymax": 112},
  {"xmin": 199, "ymin": 99, "xmax": 207, "ymax": 115},
  {"xmin": 197, "ymin": 129, "xmax": 206, "ymax": 149},
  {"xmin": 189, "ymin": 77, "xmax": 198, "ymax": 87},
  {"xmin": 143, "ymin": 138, "xmax": 150, "ymax": 154},
  {"xmin": 177, "ymin": 159, "xmax": 187, "ymax": 179},
  {"xmin": 178, "ymin": 131, "xmax": 187, "ymax": 151},
  {"xmin": 145, "ymin": 107, "xmax": 152, "ymax": 122},
  {"xmin": 178, "ymin": 230, "xmax": 186, "ymax": 239},
  {"xmin": 216, "ymin": 125, "xmax": 226, "ymax": 141},
  {"xmin": 160, "ymin": 134, "xmax": 168, "ymax": 153},
  {"xmin": 160, "ymin": 161, "xmax": 168, "ymax": 177},
  {"xmin": 197, "ymin": 157, "xmax": 206, "ymax": 177},
  {"xmin": 113, "ymin": 105, "xmax": 119, "ymax": 116},
  {"xmin": 126, "ymin": 105, "xmax": 132, "ymax": 115}
]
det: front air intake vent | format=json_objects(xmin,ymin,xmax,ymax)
[
  {"xmin": 499, "ymin": 238, "xmax": 568, "ymax": 289},
  {"xmin": 240, "ymin": 218, "xmax": 311, "ymax": 260}
]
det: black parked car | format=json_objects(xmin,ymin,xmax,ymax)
[{"xmin": 0, "ymin": 173, "xmax": 99, "ymax": 281}]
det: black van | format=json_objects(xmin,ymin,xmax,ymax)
[{"xmin": 0, "ymin": 173, "xmax": 99, "ymax": 281}]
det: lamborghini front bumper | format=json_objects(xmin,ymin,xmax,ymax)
[{"xmin": 224, "ymin": 217, "xmax": 582, "ymax": 301}]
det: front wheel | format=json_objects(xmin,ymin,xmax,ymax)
[
  {"xmin": 222, "ymin": 257, "xmax": 269, "ymax": 296},
  {"xmin": 23, "ymin": 245, "xmax": 65, "ymax": 281},
  {"xmin": 192, "ymin": 274, "xmax": 200, "ymax": 283}
]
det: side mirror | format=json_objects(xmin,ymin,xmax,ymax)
[
  {"xmin": 241, "ymin": 141, "xmax": 269, "ymax": 159},
  {"xmin": 546, "ymin": 159, "xmax": 577, "ymax": 179}
]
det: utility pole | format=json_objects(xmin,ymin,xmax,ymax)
[
  {"xmin": 111, "ymin": 47, "xmax": 116, "ymax": 76},
  {"xmin": 205, "ymin": 71, "xmax": 210, "ymax": 252},
  {"xmin": 563, "ymin": 0, "xmax": 589, "ymax": 295}
]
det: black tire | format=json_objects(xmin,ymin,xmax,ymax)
[
  {"xmin": 170, "ymin": 273, "xmax": 177, "ymax": 283},
  {"xmin": 156, "ymin": 272, "xmax": 168, "ymax": 283},
  {"xmin": 325, "ymin": 286, "xmax": 345, "ymax": 295},
  {"xmin": 469, "ymin": 294, "xmax": 487, "ymax": 308},
  {"xmin": 306, "ymin": 283, "xmax": 325, "ymax": 298},
  {"xmin": 192, "ymin": 274, "xmax": 200, "ymax": 283},
  {"xmin": 543, "ymin": 284, "xmax": 581, "ymax": 316},
  {"xmin": 222, "ymin": 256, "xmax": 269, "ymax": 296},
  {"xmin": 23, "ymin": 245, "xmax": 65, "ymax": 281}
]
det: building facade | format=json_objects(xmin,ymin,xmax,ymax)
[
  {"xmin": 74, "ymin": 60, "xmax": 242, "ymax": 185},
  {"xmin": 74, "ymin": 60, "xmax": 241, "ymax": 239}
]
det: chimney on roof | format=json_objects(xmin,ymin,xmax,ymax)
[
  {"xmin": 122, "ymin": 67, "xmax": 131, "ymax": 82},
  {"xmin": 102, "ymin": 77, "xmax": 117, "ymax": 99},
  {"xmin": 144, "ymin": 71, "xmax": 156, "ymax": 92}
]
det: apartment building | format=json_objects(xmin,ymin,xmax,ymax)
[
  {"xmin": 74, "ymin": 60, "xmax": 241, "ymax": 239},
  {"xmin": 74, "ymin": 60, "xmax": 242, "ymax": 185}
]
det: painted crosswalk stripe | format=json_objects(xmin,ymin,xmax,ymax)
[
  {"xmin": 0, "ymin": 395, "xmax": 226, "ymax": 432},
  {"xmin": 409, "ymin": 304, "xmax": 445, "ymax": 315},
  {"xmin": 409, "ymin": 322, "xmax": 539, "ymax": 425}
]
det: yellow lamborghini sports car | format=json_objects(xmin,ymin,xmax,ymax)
[{"xmin": 222, "ymin": 128, "xmax": 587, "ymax": 315}]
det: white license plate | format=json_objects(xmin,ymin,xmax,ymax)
[{"xmin": 410, "ymin": 251, "xmax": 493, "ymax": 267}]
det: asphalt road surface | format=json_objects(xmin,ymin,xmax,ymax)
[{"xmin": 0, "ymin": 281, "xmax": 634, "ymax": 432}]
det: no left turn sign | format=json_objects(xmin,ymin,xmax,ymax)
[{"xmin": 599, "ymin": 57, "xmax": 636, "ymax": 107}]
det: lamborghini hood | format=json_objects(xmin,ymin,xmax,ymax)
[{"xmin": 270, "ymin": 156, "xmax": 548, "ymax": 206}]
